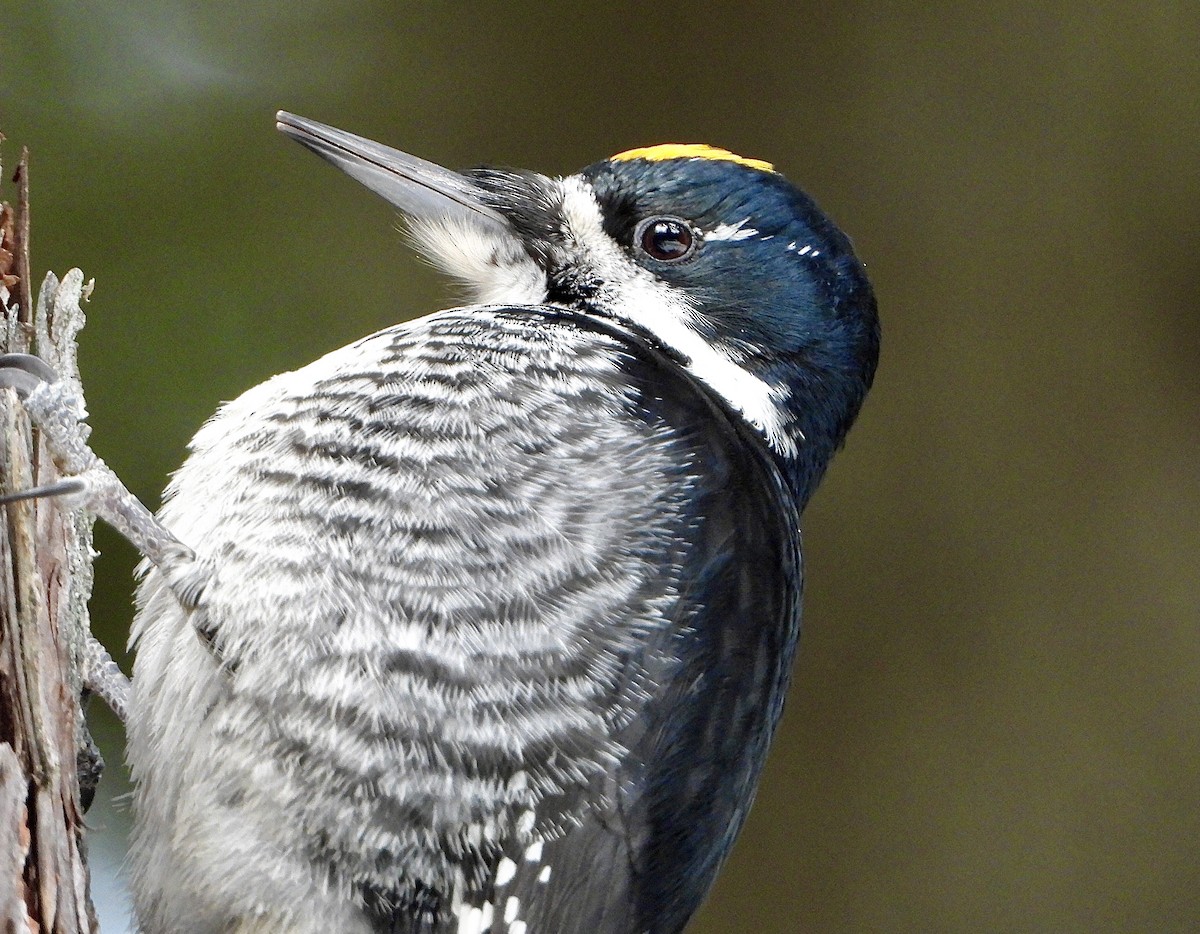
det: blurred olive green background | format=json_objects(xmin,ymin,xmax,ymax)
[{"xmin": 3, "ymin": 2, "xmax": 1199, "ymax": 932}]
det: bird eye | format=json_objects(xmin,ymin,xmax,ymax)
[{"xmin": 634, "ymin": 217, "xmax": 698, "ymax": 263}]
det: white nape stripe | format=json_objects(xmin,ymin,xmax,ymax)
[{"xmin": 560, "ymin": 179, "xmax": 794, "ymax": 455}]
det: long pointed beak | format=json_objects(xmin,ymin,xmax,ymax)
[{"xmin": 275, "ymin": 111, "xmax": 509, "ymax": 232}]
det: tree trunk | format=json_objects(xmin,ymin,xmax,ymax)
[{"xmin": 0, "ymin": 147, "xmax": 101, "ymax": 932}]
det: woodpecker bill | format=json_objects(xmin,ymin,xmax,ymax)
[{"xmin": 12, "ymin": 113, "xmax": 879, "ymax": 933}]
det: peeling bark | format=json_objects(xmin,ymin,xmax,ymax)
[{"xmin": 0, "ymin": 146, "xmax": 101, "ymax": 933}]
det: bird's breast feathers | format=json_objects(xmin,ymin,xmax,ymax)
[{"xmin": 131, "ymin": 305, "xmax": 800, "ymax": 929}]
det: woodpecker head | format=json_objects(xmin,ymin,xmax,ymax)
[{"xmin": 277, "ymin": 112, "xmax": 879, "ymax": 504}]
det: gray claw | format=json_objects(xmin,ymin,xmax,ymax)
[
  {"xmin": 0, "ymin": 353, "xmax": 60, "ymax": 398},
  {"xmin": 0, "ymin": 368, "xmax": 46, "ymax": 397},
  {"xmin": 0, "ymin": 478, "xmax": 88, "ymax": 507},
  {"xmin": 0, "ymin": 353, "xmax": 59, "ymax": 383}
]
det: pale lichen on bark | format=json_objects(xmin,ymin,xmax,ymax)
[{"xmin": 1, "ymin": 147, "xmax": 102, "ymax": 932}]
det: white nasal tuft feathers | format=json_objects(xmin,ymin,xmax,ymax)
[
  {"xmin": 407, "ymin": 178, "xmax": 796, "ymax": 456},
  {"xmin": 406, "ymin": 216, "xmax": 548, "ymax": 306}
]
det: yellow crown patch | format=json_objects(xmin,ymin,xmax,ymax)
[{"xmin": 610, "ymin": 144, "xmax": 775, "ymax": 173}]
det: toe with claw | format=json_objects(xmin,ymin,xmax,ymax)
[{"xmin": 0, "ymin": 353, "xmax": 208, "ymax": 613}]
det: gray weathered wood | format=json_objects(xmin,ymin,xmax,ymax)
[{"xmin": 0, "ymin": 150, "xmax": 100, "ymax": 933}]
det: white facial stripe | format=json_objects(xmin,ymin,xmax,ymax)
[
  {"xmin": 406, "ymin": 216, "xmax": 548, "ymax": 306},
  {"xmin": 559, "ymin": 178, "xmax": 795, "ymax": 455},
  {"xmin": 705, "ymin": 218, "xmax": 759, "ymax": 242},
  {"xmin": 403, "ymin": 179, "xmax": 794, "ymax": 455}
]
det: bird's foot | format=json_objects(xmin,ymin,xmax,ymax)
[
  {"xmin": 0, "ymin": 352, "xmax": 207, "ymax": 612},
  {"xmin": 81, "ymin": 634, "xmax": 131, "ymax": 724}
]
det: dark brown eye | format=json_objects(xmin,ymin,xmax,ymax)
[{"xmin": 635, "ymin": 217, "xmax": 697, "ymax": 263}]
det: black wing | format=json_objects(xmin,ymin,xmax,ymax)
[
  {"xmin": 173, "ymin": 308, "xmax": 801, "ymax": 934},
  {"xmin": 435, "ymin": 315, "xmax": 803, "ymax": 934}
]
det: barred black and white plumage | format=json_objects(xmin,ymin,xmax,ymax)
[{"xmin": 119, "ymin": 115, "xmax": 879, "ymax": 933}]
